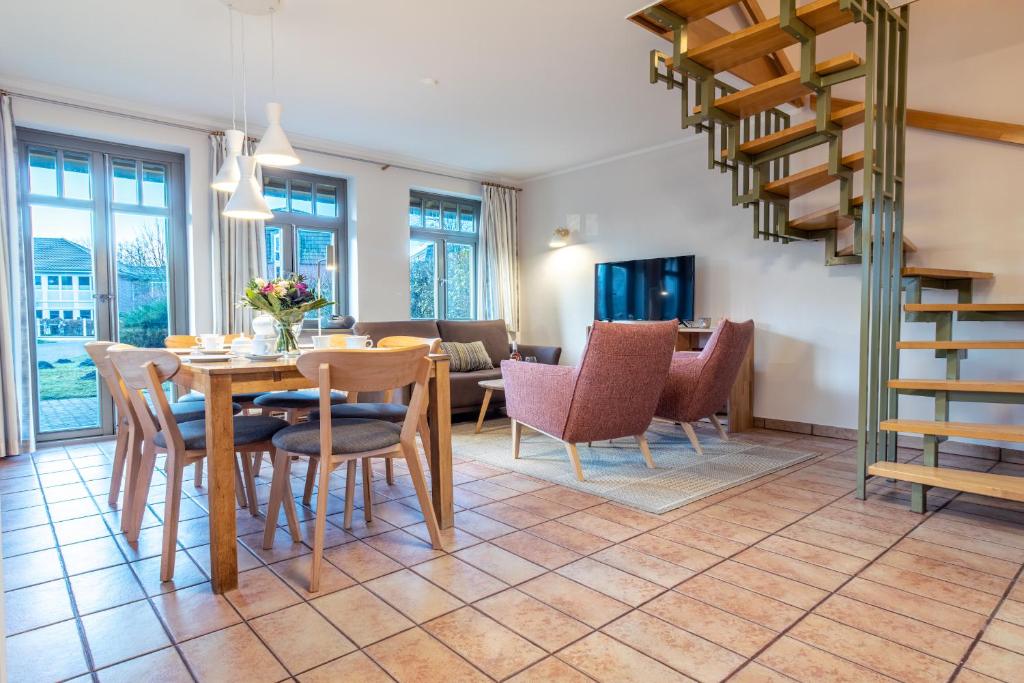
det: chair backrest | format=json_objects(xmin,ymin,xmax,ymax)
[
  {"xmin": 164, "ymin": 334, "xmax": 240, "ymax": 349},
  {"xmin": 686, "ymin": 319, "xmax": 754, "ymax": 419},
  {"xmin": 378, "ymin": 336, "xmax": 442, "ymax": 354},
  {"xmin": 562, "ymin": 320, "xmax": 679, "ymax": 443},
  {"xmin": 85, "ymin": 341, "xmax": 136, "ymax": 426},
  {"xmin": 108, "ymin": 348, "xmax": 184, "ymax": 449}
]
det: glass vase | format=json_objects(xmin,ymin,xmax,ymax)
[{"xmin": 275, "ymin": 321, "xmax": 304, "ymax": 357}]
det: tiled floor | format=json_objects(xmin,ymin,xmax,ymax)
[{"xmin": 3, "ymin": 421, "xmax": 1024, "ymax": 682}]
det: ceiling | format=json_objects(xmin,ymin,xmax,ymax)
[{"xmin": 0, "ymin": 0, "xmax": 719, "ymax": 180}]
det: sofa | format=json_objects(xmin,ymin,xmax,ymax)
[{"xmin": 354, "ymin": 319, "xmax": 561, "ymax": 415}]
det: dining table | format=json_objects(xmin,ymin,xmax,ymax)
[{"xmin": 173, "ymin": 351, "xmax": 454, "ymax": 594}]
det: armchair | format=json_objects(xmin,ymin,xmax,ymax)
[
  {"xmin": 655, "ymin": 319, "xmax": 754, "ymax": 455},
  {"xmin": 501, "ymin": 320, "xmax": 678, "ymax": 480}
]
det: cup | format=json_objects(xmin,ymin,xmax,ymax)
[
  {"xmin": 196, "ymin": 334, "xmax": 225, "ymax": 350},
  {"xmin": 343, "ymin": 335, "xmax": 373, "ymax": 349},
  {"xmin": 250, "ymin": 335, "xmax": 275, "ymax": 356},
  {"xmin": 311, "ymin": 335, "xmax": 333, "ymax": 350}
]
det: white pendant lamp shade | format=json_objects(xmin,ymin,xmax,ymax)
[
  {"xmin": 223, "ymin": 155, "xmax": 273, "ymax": 220},
  {"xmin": 211, "ymin": 129, "xmax": 245, "ymax": 193},
  {"xmin": 254, "ymin": 102, "xmax": 300, "ymax": 167}
]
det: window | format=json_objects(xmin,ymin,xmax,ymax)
[
  {"xmin": 48, "ymin": 311, "xmax": 58, "ymax": 319},
  {"xmin": 79, "ymin": 309, "xmax": 92, "ymax": 319},
  {"xmin": 261, "ymin": 169, "xmax": 347, "ymax": 322},
  {"xmin": 35, "ymin": 310, "xmax": 42, "ymax": 319},
  {"xmin": 47, "ymin": 275, "xmax": 58, "ymax": 286},
  {"xmin": 61, "ymin": 310, "xmax": 73, "ymax": 320},
  {"xmin": 34, "ymin": 275, "xmax": 41, "ymax": 286},
  {"xmin": 79, "ymin": 275, "xmax": 91, "ymax": 288},
  {"xmin": 409, "ymin": 190, "xmax": 479, "ymax": 320},
  {"xmin": 60, "ymin": 275, "xmax": 72, "ymax": 287}
]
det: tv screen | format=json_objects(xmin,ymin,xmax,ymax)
[{"xmin": 594, "ymin": 255, "xmax": 695, "ymax": 322}]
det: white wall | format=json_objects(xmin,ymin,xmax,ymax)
[{"xmin": 10, "ymin": 90, "xmax": 482, "ymax": 331}]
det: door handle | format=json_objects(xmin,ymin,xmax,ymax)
[{"xmin": 95, "ymin": 293, "xmax": 114, "ymax": 303}]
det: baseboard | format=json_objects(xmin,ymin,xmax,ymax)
[{"xmin": 751, "ymin": 416, "xmax": 1023, "ymax": 463}]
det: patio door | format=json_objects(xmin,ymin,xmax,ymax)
[{"xmin": 17, "ymin": 130, "xmax": 186, "ymax": 441}]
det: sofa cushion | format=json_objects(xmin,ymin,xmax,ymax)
[
  {"xmin": 440, "ymin": 340, "xmax": 494, "ymax": 372},
  {"xmin": 436, "ymin": 319, "xmax": 509, "ymax": 367},
  {"xmin": 354, "ymin": 320, "xmax": 441, "ymax": 345}
]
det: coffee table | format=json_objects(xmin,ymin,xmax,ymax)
[{"xmin": 475, "ymin": 378, "xmax": 505, "ymax": 433}]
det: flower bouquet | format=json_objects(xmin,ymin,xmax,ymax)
[{"xmin": 239, "ymin": 275, "xmax": 333, "ymax": 355}]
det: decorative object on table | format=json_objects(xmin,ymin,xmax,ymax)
[
  {"xmin": 238, "ymin": 274, "xmax": 332, "ymax": 356},
  {"xmin": 252, "ymin": 312, "xmax": 276, "ymax": 337},
  {"xmin": 509, "ymin": 333, "xmax": 522, "ymax": 361},
  {"xmin": 440, "ymin": 340, "xmax": 494, "ymax": 372},
  {"xmin": 524, "ymin": 355, "xmax": 538, "ymax": 363},
  {"xmin": 697, "ymin": 317, "xmax": 712, "ymax": 328},
  {"xmin": 230, "ymin": 334, "xmax": 252, "ymax": 356}
]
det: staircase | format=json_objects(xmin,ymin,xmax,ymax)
[{"xmin": 628, "ymin": 0, "xmax": 1024, "ymax": 511}]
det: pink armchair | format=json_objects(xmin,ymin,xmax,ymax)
[
  {"xmin": 655, "ymin": 319, "xmax": 754, "ymax": 455},
  {"xmin": 501, "ymin": 320, "xmax": 678, "ymax": 480}
]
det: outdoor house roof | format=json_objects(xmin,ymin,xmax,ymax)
[{"xmin": 33, "ymin": 237, "xmax": 164, "ymax": 281}]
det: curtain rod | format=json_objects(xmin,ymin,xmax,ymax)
[
  {"xmin": 4, "ymin": 88, "xmax": 504, "ymax": 188},
  {"xmin": 482, "ymin": 181, "xmax": 522, "ymax": 192}
]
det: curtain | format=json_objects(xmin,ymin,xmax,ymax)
[
  {"xmin": 210, "ymin": 133, "xmax": 266, "ymax": 335},
  {"xmin": 480, "ymin": 184, "xmax": 520, "ymax": 335},
  {"xmin": 0, "ymin": 94, "xmax": 35, "ymax": 456}
]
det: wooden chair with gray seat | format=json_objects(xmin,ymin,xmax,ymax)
[{"xmin": 263, "ymin": 344, "xmax": 442, "ymax": 592}]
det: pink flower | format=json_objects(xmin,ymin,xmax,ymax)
[
  {"xmin": 261, "ymin": 283, "xmax": 275, "ymax": 294},
  {"xmin": 296, "ymin": 282, "xmax": 308, "ymax": 292}
]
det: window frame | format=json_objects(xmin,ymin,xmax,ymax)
[
  {"xmin": 262, "ymin": 168, "xmax": 348, "ymax": 327},
  {"xmin": 408, "ymin": 189, "xmax": 480, "ymax": 321}
]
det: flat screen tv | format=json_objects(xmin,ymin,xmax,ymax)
[{"xmin": 594, "ymin": 255, "xmax": 695, "ymax": 322}]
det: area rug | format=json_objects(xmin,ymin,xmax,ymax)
[{"xmin": 451, "ymin": 420, "xmax": 817, "ymax": 514}]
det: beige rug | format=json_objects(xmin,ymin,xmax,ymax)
[{"xmin": 451, "ymin": 419, "xmax": 816, "ymax": 514}]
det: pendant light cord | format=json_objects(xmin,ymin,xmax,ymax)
[
  {"xmin": 241, "ymin": 14, "xmax": 248, "ymax": 142},
  {"xmin": 270, "ymin": 11, "xmax": 277, "ymax": 99},
  {"xmin": 229, "ymin": 7, "xmax": 236, "ymax": 130}
]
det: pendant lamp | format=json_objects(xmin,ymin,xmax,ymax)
[
  {"xmin": 223, "ymin": 155, "xmax": 273, "ymax": 220},
  {"xmin": 211, "ymin": 129, "xmax": 245, "ymax": 192}
]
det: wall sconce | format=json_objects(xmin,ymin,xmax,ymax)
[{"xmin": 549, "ymin": 227, "xmax": 572, "ymax": 249}]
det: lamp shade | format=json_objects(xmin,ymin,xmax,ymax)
[
  {"xmin": 223, "ymin": 155, "xmax": 273, "ymax": 220},
  {"xmin": 254, "ymin": 102, "xmax": 300, "ymax": 167},
  {"xmin": 211, "ymin": 129, "xmax": 245, "ymax": 193}
]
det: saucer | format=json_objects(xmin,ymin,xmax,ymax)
[
  {"xmin": 197, "ymin": 348, "xmax": 231, "ymax": 355},
  {"xmin": 245, "ymin": 352, "xmax": 283, "ymax": 361},
  {"xmin": 186, "ymin": 354, "xmax": 231, "ymax": 363}
]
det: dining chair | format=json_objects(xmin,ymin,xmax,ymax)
[
  {"xmin": 502, "ymin": 320, "xmax": 678, "ymax": 480},
  {"xmin": 84, "ymin": 342, "xmax": 139, "ymax": 510},
  {"xmin": 265, "ymin": 345, "xmax": 442, "ymax": 592},
  {"xmin": 109, "ymin": 348, "xmax": 289, "ymax": 579},
  {"xmin": 654, "ymin": 319, "xmax": 754, "ymax": 455}
]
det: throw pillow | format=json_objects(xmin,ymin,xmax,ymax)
[{"xmin": 440, "ymin": 340, "xmax": 494, "ymax": 372}]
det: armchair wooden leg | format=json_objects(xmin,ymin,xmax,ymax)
[
  {"xmin": 681, "ymin": 422, "xmax": 704, "ymax": 456},
  {"xmin": 564, "ymin": 442, "xmax": 584, "ymax": 481},
  {"xmin": 511, "ymin": 420, "xmax": 522, "ymax": 459},
  {"xmin": 635, "ymin": 435, "xmax": 656, "ymax": 469},
  {"xmin": 709, "ymin": 414, "xmax": 729, "ymax": 441}
]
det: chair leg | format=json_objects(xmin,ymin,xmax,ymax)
[
  {"xmin": 635, "ymin": 435, "xmax": 656, "ymax": 469},
  {"xmin": 193, "ymin": 458, "xmax": 204, "ymax": 488},
  {"xmin": 361, "ymin": 458, "xmax": 374, "ymax": 523},
  {"xmin": 418, "ymin": 415, "xmax": 432, "ymax": 461},
  {"xmin": 401, "ymin": 441, "xmax": 442, "ymax": 549},
  {"xmin": 302, "ymin": 457, "xmax": 317, "ymax": 507},
  {"xmin": 564, "ymin": 443, "xmax": 584, "ymax": 481},
  {"xmin": 252, "ymin": 451, "xmax": 263, "ymax": 478},
  {"xmin": 511, "ymin": 420, "xmax": 522, "ymax": 460},
  {"xmin": 120, "ymin": 425, "xmax": 142, "ymax": 532},
  {"xmin": 233, "ymin": 458, "xmax": 248, "ymax": 508},
  {"xmin": 309, "ymin": 453, "xmax": 333, "ymax": 594},
  {"xmin": 108, "ymin": 419, "xmax": 129, "ymax": 508},
  {"xmin": 279, "ymin": 454, "xmax": 302, "ymax": 543},
  {"xmin": 681, "ymin": 422, "xmax": 704, "ymax": 456},
  {"xmin": 239, "ymin": 451, "xmax": 260, "ymax": 516},
  {"xmin": 160, "ymin": 452, "xmax": 184, "ymax": 582},
  {"xmin": 125, "ymin": 442, "xmax": 158, "ymax": 542},
  {"xmin": 385, "ymin": 459, "xmax": 394, "ymax": 485},
  {"xmin": 709, "ymin": 414, "xmax": 729, "ymax": 441},
  {"xmin": 263, "ymin": 453, "xmax": 284, "ymax": 550},
  {"xmin": 343, "ymin": 460, "xmax": 357, "ymax": 530}
]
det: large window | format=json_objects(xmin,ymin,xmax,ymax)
[
  {"xmin": 409, "ymin": 190, "xmax": 479, "ymax": 320},
  {"xmin": 261, "ymin": 169, "xmax": 347, "ymax": 323}
]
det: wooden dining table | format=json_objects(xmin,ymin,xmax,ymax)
[{"xmin": 173, "ymin": 351, "xmax": 454, "ymax": 594}]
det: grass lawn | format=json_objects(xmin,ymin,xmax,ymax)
[{"xmin": 38, "ymin": 357, "xmax": 98, "ymax": 400}]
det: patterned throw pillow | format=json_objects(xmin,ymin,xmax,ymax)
[{"xmin": 439, "ymin": 341, "xmax": 494, "ymax": 372}]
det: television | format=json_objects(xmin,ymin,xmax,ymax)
[{"xmin": 594, "ymin": 255, "xmax": 695, "ymax": 322}]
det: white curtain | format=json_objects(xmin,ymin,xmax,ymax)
[
  {"xmin": 210, "ymin": 133, "xmax": 266, "ymax": 335},
  {"xmin": 480, "ymin": 184, "xmax": 520, "ymax": 334},
  {"xmin": 0, "ymin": 94, "xmax": 35, "ymax": 456}
]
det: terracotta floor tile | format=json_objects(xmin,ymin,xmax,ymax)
[
  {"xmin": 70, "ymin": 564, "xmax": 146, "ymax": 615},
  {"xmin": 749, "ymin": 482, "xmax": 837, "ymax": 512},
  {"xmin": 995, "ymin": 599, "xmax": 1024, "ymax": 627},
  {"xmin": 504, "ymin": 493, "xmax": 577, "ymax": 519},
  {"xmin": 839, "ymin": 577, "xmax": 988, "ymax": 637},
  {"xmin": 925, "ymin": 514, "xmax": 1024, "ymax": 550},
  {"xmin": 60, "ymin": 535, "xmax": 127, "ymax": 576},
  {"xmin": 2, "ymin": 504, "xmax": 49, "ymax": 532},
  {"xmin": 364, "ymin": 569, "xmax": 463, "ymax": 623},
  {"xmin": 789, "ymin": 614, "xmax": 955, "ymax": 683},
  {"xmin": 323, "ymin": 540, "xmax": 402, "ymax": 582},
  {"xmin": 312, "ymin": 584, "xmax": 413, "ymax": 647},
  {"xmin": 530, "ymin": 485, "xmax": 606, "ymax": 511},
  {"xmin": 859, "ymin": 563, "xmax": 1001, "ymax": 615},
  {"xmin": 453, "ymin": 509, "xmax": 519, "ymax": 540},
  {"xmin": 507, "ymin": 656, "xmax": 594, "ymax": 682},
  {"xmin": 3, "ymin": 547, "xmax": 65, "ymax": 590},
  {"xmin": 757, "ymin": 636, "xmax": 892, "ymax": 683},
  {"xmin": 910, "ymin": 526, "xmax": 1024, "ymax": 564},
  {"xmin": 472, "ymin": 501, "xmax": 548, "ymax": 528},
  {"xmin": 556, "ymin": 557, "xmax": 665, "ymax": 607},
  {"xmin": 326, "ymin": 511, "xmax": 396, "ymax": 538},
  {"xmin": 476, "ymin": 588, "xmax": 592, "ymax": 652},
  {"xmin": 813, "ymin": 506, "xmax": 912, "ymax": 538},
  {"xmin": 491, "ymin": 530, "xmax": 582, "ymax": 569},
  {"xmin": 412, "ymin": 555, "xmax": 507, "ymax": 602},
  {"xmin": 585, "ymin": 503, "xmax": 664, "ymax": 532},
  {"xmin": 297, "ymin": 650, "xmax": 393, "ymax": 683},
  {"xmin": 519, "ymin": 573, "xmax": 630, "ymax": 629},
  {"xmin": 557, "ymin": 631, "xmax": 691, "ymax": 683},
  {"xmin": 186, "ymin": 541, "xmax": 262, "ymax": 577},
  {"xmin": 405, "ymin": 520, "xmax": 484, "ymax": 552},
  {"xmin": 365, "ymin": 627, "xmax": 490, "ymax": 683},
  {"xmin": 96, "ymin": 647, "xmax": 192, "ymax": 683},
  {"xmin": 130, "ymin": 549, "xmax": 208, "ymax": 596},
  {"xmin": 777, "ymin": 523, "xmax": 886, "ymax": 561},
  {"xmin": 250, "ymin": 602, "xmax": 355, "ymax": 674},
  {"xmin": 225, "ymin": 566, "xmax": 302, "ymax": 620},
  {"xmin": 180, "ymin": 622, "xmax": 289, "ymax": 683},
  {"xmin": 269, "ymin": 553, "xmax": 356, "ymax": 599},
  {"xmin": 729, "ymin": 662, "xmax": 800, "ymax": 682},
  {"xmin": 362, "ymin": 528, "xmax": 444, "ymax": 566},
  {"xmin": 604, "ymin": 609, "xmax": 745, "ymax": 681},
  {"xmin": 733, "ymin": 547, "xmax": 849, "ymax": 592},
  {"xmin": 876, "ymin": 549, "xmax": 1012, "ymax": 596},
  {"xmin": 706, "ymin": 560, "xmax": 828, "ymax": 610},
  {"xmin": 452, "ymin": 486, "xmax": 497, "ymax": 509},
  {"xmin": 621, "ymin": 532, "xmax": 720, "ymax": 572},
  {"xmin": 642, "ymin": 590, "xmax": 776, "ymax": 657},
  {"xmin": 966, "ymin": 642, "xmax": 1024, "ymax": 681},
  {"xmin": 558, "ymin": 511, "xmax": 640, "ymax": 543},
  {"xmin": 3, "ymin": 524, "xmax": 57, "ymax": 557},
  {"xmin": 425, "ymin": 606, "xmax": 546, "ymax": 679},
  {"xmin": 954, "ymin": 668, "xmax": 1004, "ymax": 683},
  {"xmin": 894, "ymin": 537, "xmax": 1020, "ymax": 579},
  {"xmin": 675, "ymin": 574, "xmax": 805, "ymax": 632},
  {"xmin": 649, "ymin": 522, "xmax": 749, "ymax": 557},
  {"xmin": 591, "ymin": 545, "xmax": 693, "ymax": 588},
  {"xmin": 4, "ymin": 578, "xmax": 74, "ymax": 636},
  {"xmin": 981, "ymin": 619, "xmax": 1024, "ymax": 655},
  {"xmin": 458, "ymin": 478, "xmax": 522, "ymax": 501},
  {"xmin": 81, "ymin": 600, "xmax": 171, "ymax": 668},
  {"xmin": 707, "ymin": 499, "xmax": 804, "ymax": 532},
  {"xmin": 454, "ymin": 542, "xmax": 547, "ymax": 585},
  {"xmin": 5, "ymin": 618, "xmax": 89, "ymax": 682},
  {"xmin": 799, "ymin": 511, "xmax": 903, "ymax": 547},
  {"xmin": 152, "ymin": 582, "xmax": 242, "ymax": 642},
  {"xmin": 369, "ymin": 499, "xmax": 425, "ymax": 527},
  {"xmin": 756, "ymin": 535, "xmax": 867, "ymax": 575}
]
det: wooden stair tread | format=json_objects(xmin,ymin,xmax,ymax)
[
  {"xmin": 836, "ymin": 233, "xmax": 917, "ymax": 257},
  {"xmin": 702, "ymin": 53, "xmax": 861, "ymax": 117},
  {"xmin": 889, "ymin": 379, "xmax": 1024, "ymax": 394},
  {"xmin": 897, "ymin": 340, "xmax": 1024, "ymax": 350},
  {"xmin": 902, "ymin": 267, "xmax": 994, "ymax": 280},
  {"xmin": 881, "ymin": 419, "xmax": 1024, "ymax": 442},
  {"xmin": 906, "ymin": 303, "xmax": 1024, "ymax": 313},
  {"xmin": 687, "ymin": 0, "xmax": 853, "ymax": 73},
  {"xmin": 724, "ymin": 103, "xmax": 865, "ymax": 157},
  {"xmin": 868, "ymin": 462, "xmax": 1024, "ymax": 503},
  {"xmin": 764, "ymin": 151, "xmax": 865, "ymax": 198},
  {"xmin": 788, "ymin": 196, "xmax": 863, "ymax": 232},
  {"xmin": 628, "ymin": 0, "xmax": 740, "ymax": 25}
]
